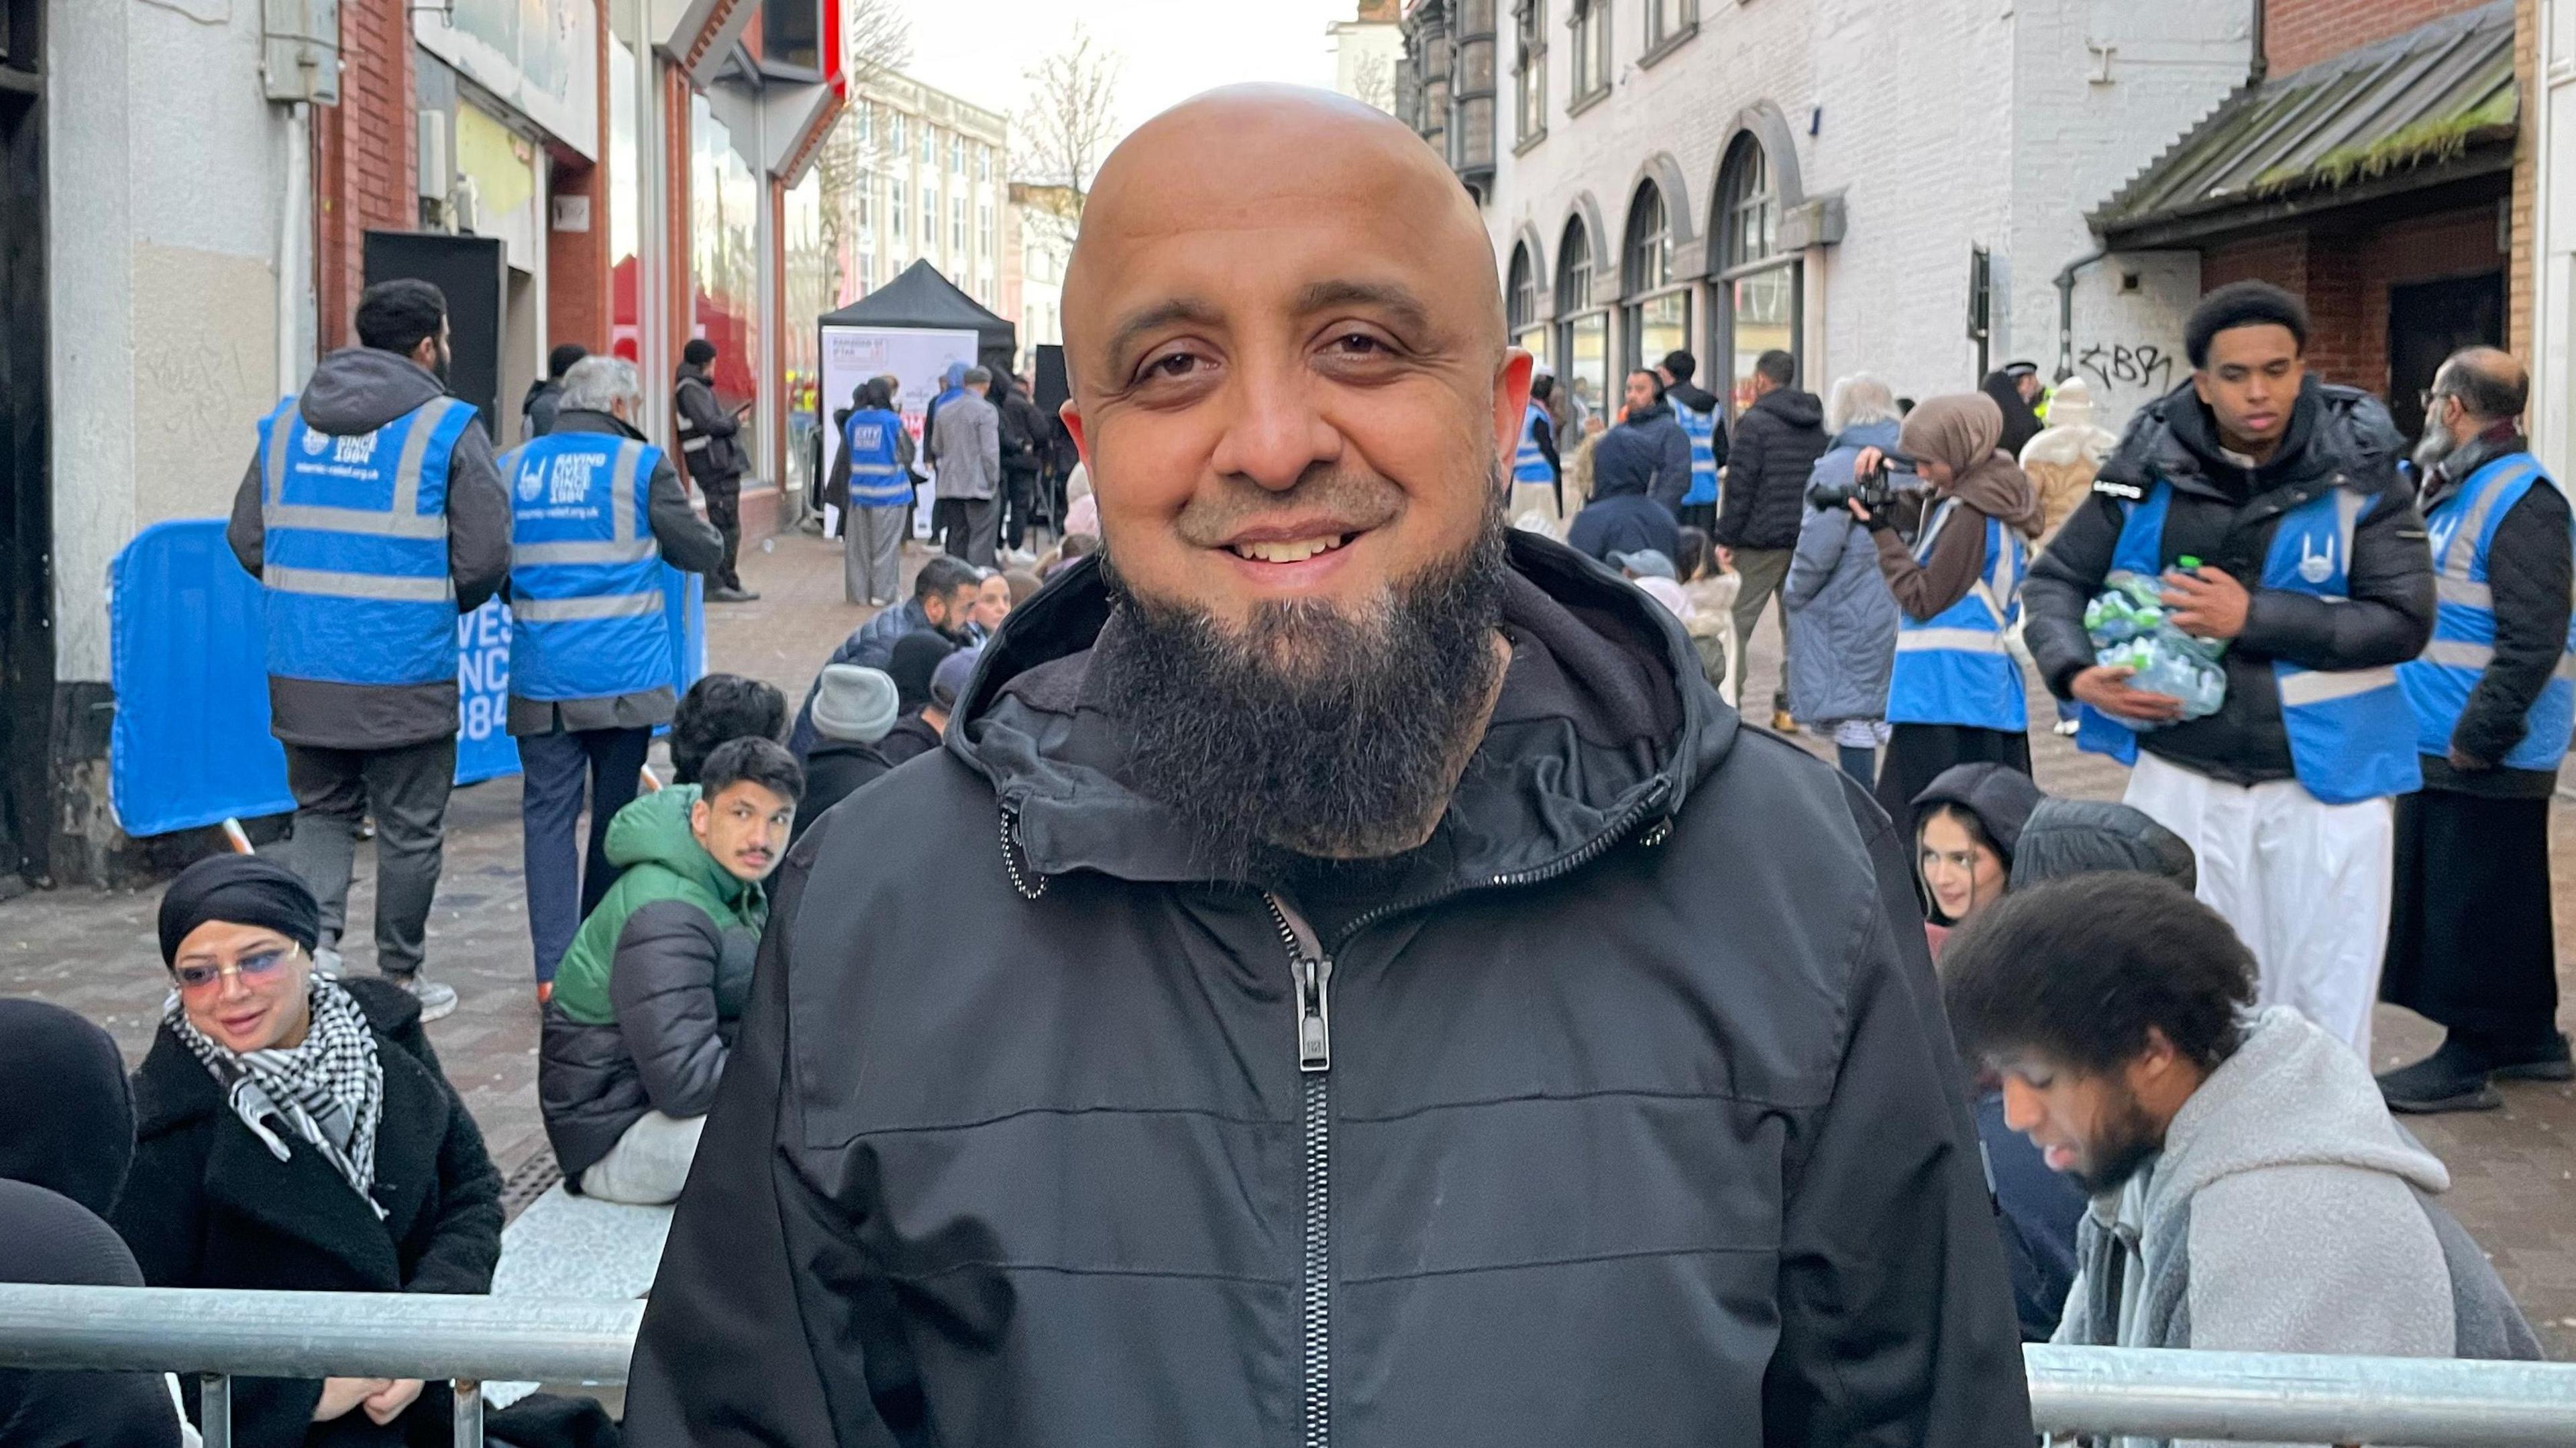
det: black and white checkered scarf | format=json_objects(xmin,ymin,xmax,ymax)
[{"xmin": 167, "ymin": 976, "xmax": 385, "ymax": 1217}]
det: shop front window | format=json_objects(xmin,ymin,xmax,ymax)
[
  {"xmin": 785, "ymin": 170, "xmax": 827, "ymax": 500},
  {"xmin": 691, "ymin": 92, "xmax": 761, "ymax": 467},
  {"xmin": 1715, "ymin": 132, "xmax": 1799, "ymax": 414},
  {"xmin": 608, "ymin": 32, "xmax": 641, "ymax": 363}
]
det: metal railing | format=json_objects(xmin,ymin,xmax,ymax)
[{"xmin": 1, "ymin": 1284, "xmax": 2572, "ymax": 1445}]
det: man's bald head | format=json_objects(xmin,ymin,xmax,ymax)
[
  {"xmin": 1064, "ymin": 85, "xmax": 1506, "ymax": 388},
  {"xmin": 2435, "ymin": 346, "xmax": 2528, "ymax": 424}
]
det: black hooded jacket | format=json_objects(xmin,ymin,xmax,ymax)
[
  {"xmin": 1715, "ymin": 388, "xmax": 1830, "ymax": 552},
  {"xmin": 625, "ymin": 535, "xmax": 2030, "ymax": 1446},
  {"xmin": 2023, "ymin": 378, "xmax": 2434, "ymax": 785}
]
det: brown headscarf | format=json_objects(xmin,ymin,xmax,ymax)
[{"xmin": 1899, "ymin": 393, "xmax": 2045, "ymax": 536}]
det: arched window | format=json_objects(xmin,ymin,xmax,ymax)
[
  {"xmin": 1507, "ymin": 242, "xmax": 1546, "ymax": 366},
  {"xmin": 1621, "ymin": 180, "xmax": 1687, "ymax": 374},
  {"xmin": 1554, "ymin": 215, "xmax": 1607, "ymax": 421},
  {"xmin": 1714, "ymin": 131, "xmax": 1800, "ymax": 414}
]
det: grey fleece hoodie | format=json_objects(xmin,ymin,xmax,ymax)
[
  {"xmin": 2055, "ymin": 1007, "xmax": 2539, "ymax": 1445},
  {"xmin": 229, "ymin": 347, "xmax": 513, "ymax": 750}
]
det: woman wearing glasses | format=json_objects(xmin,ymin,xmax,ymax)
[{"xmin": 111, "ymin": 856, "xmax": 500, "ymax": 1447}]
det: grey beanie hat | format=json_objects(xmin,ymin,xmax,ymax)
[{"xmin": 811, "ymin": 664, "xmax": 900, "ymax": 744}]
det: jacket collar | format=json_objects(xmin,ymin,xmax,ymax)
[
  {"xmin": 2419, "ymin": 429, "xmax": 2532, "ymax": 514},
  {"xmin": 949, "ymin": 533, "xmax": 1733, "ymax": 896},
  {"xmin": 552, "ymin": 408, "xmax": 647, "ymax": 441},
  {"xmin": 2100, "ymin": 377, "xmax": 2403, "ymax": 518}
]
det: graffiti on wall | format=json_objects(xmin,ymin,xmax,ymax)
[{"xmin": 2075, "ymin": 341, "xmax": 2180, "ymax": 401}]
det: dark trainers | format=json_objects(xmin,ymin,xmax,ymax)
[
  {"xmin": 2377, "ymin": 1039, "xmax": 2502, "ymax": 1113},
  {"xmin": 2490, "ymin": 1032, "xmax": 2575, "ymax": 1082}
]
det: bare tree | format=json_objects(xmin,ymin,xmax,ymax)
[
  {"xmin": 1014, "ymin": 23, "xmax": 1125, "ymax": 245},
  {"xmin": 1350, "ymin": 50, "xmax": 1397, "ymax": 114},
  {"xmin": 816, "ymin": 0, "xmax": 916, "ymax": 302}
]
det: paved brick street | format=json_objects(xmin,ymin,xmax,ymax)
[{"xmin": 3, "ymin": 532, "xmax": 2569, "ymax": 1353}]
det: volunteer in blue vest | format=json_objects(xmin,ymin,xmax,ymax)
[
  {"xmin": 1507, "ymin": 372, "xmax": 1561, "ymax": 526},
  {"xmin": 225, "ymin": 278, "xmax": 513, "ymax": 1024},
  {"xmin": 1845, "ymin": 392, "xmax": 2044, "ymax": 846},
  {"xmin": 824, "ymin": 376, "xmax": 918, "ymax": 606},
  {"xmin": 2379, "ymin": 347, "xmax": 2576, "ymax": 1110},
  {"xmin": 1656, "ymin": 349, "xmax": 1729, "ymax": 535},
  {"xmin": 504, "ymin": 355, "xmax": 726, "ymax": 1003},
  {"xmin": 2023, "ymin": 282, "xmax": 2435, "ymax": 1060}
]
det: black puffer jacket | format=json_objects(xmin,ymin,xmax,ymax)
[
  {"xmin": 625, "ymin": 537, "xmax": 2029, "ymax": 1446},
  {"xmin": 1715, "ymin": 387, "xmax": 1830, "ymax": 552},
  {"xmin": 113, "ymin": 979, "xmax": 501, "ymax": 1448},
  {"xmin": 2024, "ymin": 378, "xmax": 2434, "ymax": 785}
]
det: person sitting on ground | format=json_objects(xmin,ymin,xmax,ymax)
[
  {"xmin": 1003, "ymin": 569, "xmax": 1044, "ymax": 610},
  {"xmin": 1911, "ymin": 762, "xmax": 2045, "ymax": 942},
  {"xmin": 114, "ymin": 856, "xmax": 502, "ymax": 1445},
  {"xmin": 1564, "ymin": 371, "xmax": 1689, "ymax": 565},
  {"xmin": 1672, "ymin": 526, "xmax": 1737, "ymax": 689},
  {"xmin": 0, "ymin": 1000, "xmax": 180, "ymax": 1448},
  {"xmin": 867, "ymin": 634, "xmax": 968, "ymax": 772},
  {"xmin": 1043, "ymin": 533, "xmax": 1099, "ymax": 579},
  {"xmin": 1944, "ymin": 871, "xmax": 2544, "ymax": 1366},
  {"xmin": 1939, "ymin": 797, "xmax": 2196, "ymax": 1343},
  {"xmin": 967, "ymin": 569, "xmax": 1014, "ymax": 643},
  {"xmin": 668, "ymin": 673, "xmax": 788, "ymax": 786},
  {"xmin": 1609, "ymin": 548, "xmax": 1692, "ymax": 627},
  {"xmin": 792, "ymin": 665, "xmax": 900, "ymax": 846},
  {"xmin": 787, "ymin": 555, "xmax": 983, "ymax": 758},
  {"xmin": 539, "ymin": 738, "xmax": 802, "ymax": 1206}
]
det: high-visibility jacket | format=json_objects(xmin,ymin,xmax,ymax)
[
  {"xmin": 2400, "ymin": 452, "xmax": 2576, "ymax": 772},
  {"xmin": 1887, "ymin": 499, "xmax": 2027, "ymax": 731},
  {"xmin": 256, "ymin": 395, "xmax": 474, "ymax": 687},
  {"xmin": 843, "ymin": 408, "xmax": 913, "ymax": 507},
  {"xmin": 1674, "ymin": 398, "xmax": 1721, "ymax": 507},
  {"xmin": 502, "ymin": 432, "xmax": 672, "ymax": 703}
]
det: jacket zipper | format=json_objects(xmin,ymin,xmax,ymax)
[
  {"xmin": 1264, "ymin": 893, "xmax": 1333, "ymax": 1447},
  {"xmin": 1324, "ymin": 775, "xmax": 1675, "ymax": 949}
]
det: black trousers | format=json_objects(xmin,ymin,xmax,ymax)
[
  {"xmin": 1001, "ymin": 468, "xmax": 1039, "ymax": 551},
  {"xmin": 1874, "ymin": 724, "xmax": 2031, "ymax": 852},
  {"xmin": 702, "ymin": 473, "xmax": 744, "ymax": 590},
  {"xmin": 2383, "ymin": 789, "xmax": 2561, "ymax": 1050}
]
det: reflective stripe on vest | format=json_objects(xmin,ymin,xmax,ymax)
[
  {"xmin": 258, "ymin": 395, "xmax": 468, "ymax": 688},
  {"xmin": 502, "ymin": 434, "xmax": 675, "ymax": 703},
  {"xmin": 1886, "ymin": 500, "xmax": 2027, "ymax": 730},
  {"xmin": 843, "ymin": 408, "xmax": 912, "ymax": 507},
  {"xmin": 1512, "ymin": 402, "xmax": 1554, "ymax": 486},
  {"xmin": 2075, "ymin": 478, "xmax": 2420, "ymax": 802},
  {"xmin": 2398, "ymin": 453, "xmax": 2576, "ymax": 771},
  {"xmin": 1674, "ymin": 401, "xmax": 1720, "ymax": 506}
]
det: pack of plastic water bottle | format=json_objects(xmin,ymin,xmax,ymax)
[{"xmin": 2082, "ymin": 569, "xmax": 2229, "ymax": 726}]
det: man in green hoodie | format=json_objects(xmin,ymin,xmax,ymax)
[{"xmin": 538, "ymin": 737, "xmax": 801, "ymax": 1203}]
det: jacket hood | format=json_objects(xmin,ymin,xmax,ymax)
[
  {"xmin": 2136, "ymin": 1007, "xmax": 2447, "ymax": 1229},
  {"xmin": 943, "ymin": 361, "xmax": 967, "ymax": 391},
  {"xmin": 1945, "ymin": 454, "xmax": 2046, "ymax": 537},
  {"xmin": 949, "ymin": 533, "xmax": 1737, "ymax": 891},
  {"xmin": 1666, "ymin": 381, "xmax": 1721, "ymax": 414},
  {"xmin": 1753, "ymin": 387, "xmax": 1825, "ymax": 429},
  {"xmin": 298, "ymin": 346, "xmax": 450, "ymax": 436},
  {"xmin": 605, "ymin": 785, "xmax": 757, "ymax": 905},
  {"xmin": 2101, "ymin": 377, "xmax": 2404, "ymax": 504},
  {"xmin": 2008, "ymin": 798, "xmax": 2195, "ymax": 891},
  {"xmin": 1828, "ymin": 419, "xmax": 1904, "ymax": 455},
  {"xmin": 0, "ymin": 999, "xmax": 135, "ymax": 1217}
]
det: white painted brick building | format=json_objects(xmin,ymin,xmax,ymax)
[{"xmin": 1401, "ymin": 0, "xmax": 2252, "ymax": 430}]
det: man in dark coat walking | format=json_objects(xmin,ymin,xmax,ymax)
[
  {"xmin": 625, "ymin": 85, "xmax": 2027, "ymax": 1448},
  {"xmin": 674, "ymin": 339, "xmax": 757, "ymax": 602},
  {"xmin": 1712, "ymin": 348, "xmax": 1829, "ymax": 730}
]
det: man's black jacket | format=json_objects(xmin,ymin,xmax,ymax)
[
  {"xmin": 625, "ymin": 536, "xmax": 2030, "ymax": 1447},
  {"xmin": 1714, "ymin": 386, "xmax": 1829, "ymax": 552},
  {"xmin": 2023, "ymin": 378, "xmax": 2434, "ymax": 785}
]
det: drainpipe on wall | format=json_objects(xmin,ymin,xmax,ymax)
[
  {"xmin": 2055, "ymin": 247, "xmax": 2109, "ymax": 383},
  {"xmin": 2249, "ymin": 0, "xmax": 2268, "ymax": 84},
  {"xmin": 277, "ymin": 101, "xmax": 309, "ymax": 402}
]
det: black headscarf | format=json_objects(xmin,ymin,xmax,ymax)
[
  {"xmin": 0, "ymin": 999, "xmax": 136, "ymax": 1219},
  {"xmin": 1980, "ymin": 370, "xmax": 2045, "ymax": 461},
  {"xmin": 1913, "ymin": 763, "xmax": 2046, "ymax": 864},
  {"xmin": 156, "ymin": 855, "xmax": 319, "ymax": 968}
]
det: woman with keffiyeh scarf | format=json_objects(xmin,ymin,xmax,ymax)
[{"xmin": 111, "ymin": 856, "xmax": 502, "ymax": 1447}]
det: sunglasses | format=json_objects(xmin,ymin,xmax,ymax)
[{"xmin": 171, "ymin": 948, "xmax": 294, "ymax": 993}]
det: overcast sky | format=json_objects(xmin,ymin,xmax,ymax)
[{"xmin": 894, "ymin": 0, "xmax": 1356, "ymax": 151}]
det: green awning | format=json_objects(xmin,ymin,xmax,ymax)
[{"xmin": 2092, "ymin": 1, "xmax": 2517, "ymax": 249}]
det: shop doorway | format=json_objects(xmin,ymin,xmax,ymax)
[{"xmin": 2389, "ymin": 272, "xmax": 2504, "ymax": 443}]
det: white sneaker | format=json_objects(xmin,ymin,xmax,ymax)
[
  {"xmin": 2053, "ymin": 718, "xmax": 2082, "ymax": 737},
  {"xmin": 312, "ymin": 946, "xmax": 343, "ymax": 979},
  {"xmin": 388, "ymin": 972, "xmax": 458, "ymax": 1023}
]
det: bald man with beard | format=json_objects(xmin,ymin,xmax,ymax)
[{"xmin": 627, "ymin": 87, "xmax": 2027, "ymax": 1447}]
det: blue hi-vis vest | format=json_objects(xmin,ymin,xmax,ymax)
[
  {"xmin": 2400, "ymin": 453, "xmax": 2576, "ymax": 772},
  {"xmin": 1674, "ymin": 399, "xmax": 1721, "ymax": 507},
  {"xmin": 502, "ymin": 433, "xmax": 672, "ymax": 704},
  {"xmin": 1888, "ymin": 500, "xmax": 2027, "ymax": 731},
  {"xmin": 2074, "ymin": 480, "xmax": 2422, "ymax": 803},
  {"xmin": 1512, "ymin": 402, "xmax": 1554, "ymax": 487},
  {"xmin": 843, "ymin": 408, "xmax": 912, "ymax": 507},
  {"xmin": 256, "ymin": 395, "xmax": 473, "ymax": 688}
]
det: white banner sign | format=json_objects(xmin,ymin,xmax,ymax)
[{"xmin": 819, "ymin": 325, "xmax": 979, "ymax": 533}]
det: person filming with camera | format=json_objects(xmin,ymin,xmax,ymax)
[{"xmin": 1843, "ymin": 392, "xmax": 2045, "ymax": 841}]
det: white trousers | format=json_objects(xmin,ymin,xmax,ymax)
[
  {"xmin": 2124, "ymin": 751, "xmax": 2394, "ymax": 1062},
  {"xmin": 578, "ymin": 1110, "xmax": 706, "ymax": 1206}
]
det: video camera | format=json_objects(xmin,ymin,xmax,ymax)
[{"xmin": 1807, "ymin": 454, "xmax": 1923, "ymax": 512}]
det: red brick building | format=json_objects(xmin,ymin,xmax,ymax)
[{"xmin": 2093, "ymin": 0, "xmax": 2533, "ymax": 441}]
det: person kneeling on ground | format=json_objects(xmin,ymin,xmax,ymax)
[
  {"xmin": 540, "ymin": 738, "xmax": 802, "ymax": 1205},
  {"xmin": 793, "ymin": 665, "xmax": 900, "ymax": 845},
  {"xmin": 1944, "ymin": 871, "xmax": 2542, "ymax": 1364},
  {"xmin": 668, "ymin": 673, "xmax": 788, "ymax": 787}
]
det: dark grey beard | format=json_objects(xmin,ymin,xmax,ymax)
[
  {"xmin": 2412, "ymin": 426, "xmax": 2467, "ymax": 480},
  {"xmin": 1096, "ymin": 496, "xmax": 1511, "ymax": 879}
]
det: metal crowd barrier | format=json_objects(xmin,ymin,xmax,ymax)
[{"xmin": 1, "ymin": 1284, "xmax": 2573, "ymax": 1445}]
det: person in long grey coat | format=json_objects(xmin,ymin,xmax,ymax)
[
  {"xmin": 1785, "ymin": 374, "xmax": 1903, "ymax": 785},
  {"xmin": 931, "ymin": 367, "xmax": 1003, "ymax": 568}
]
